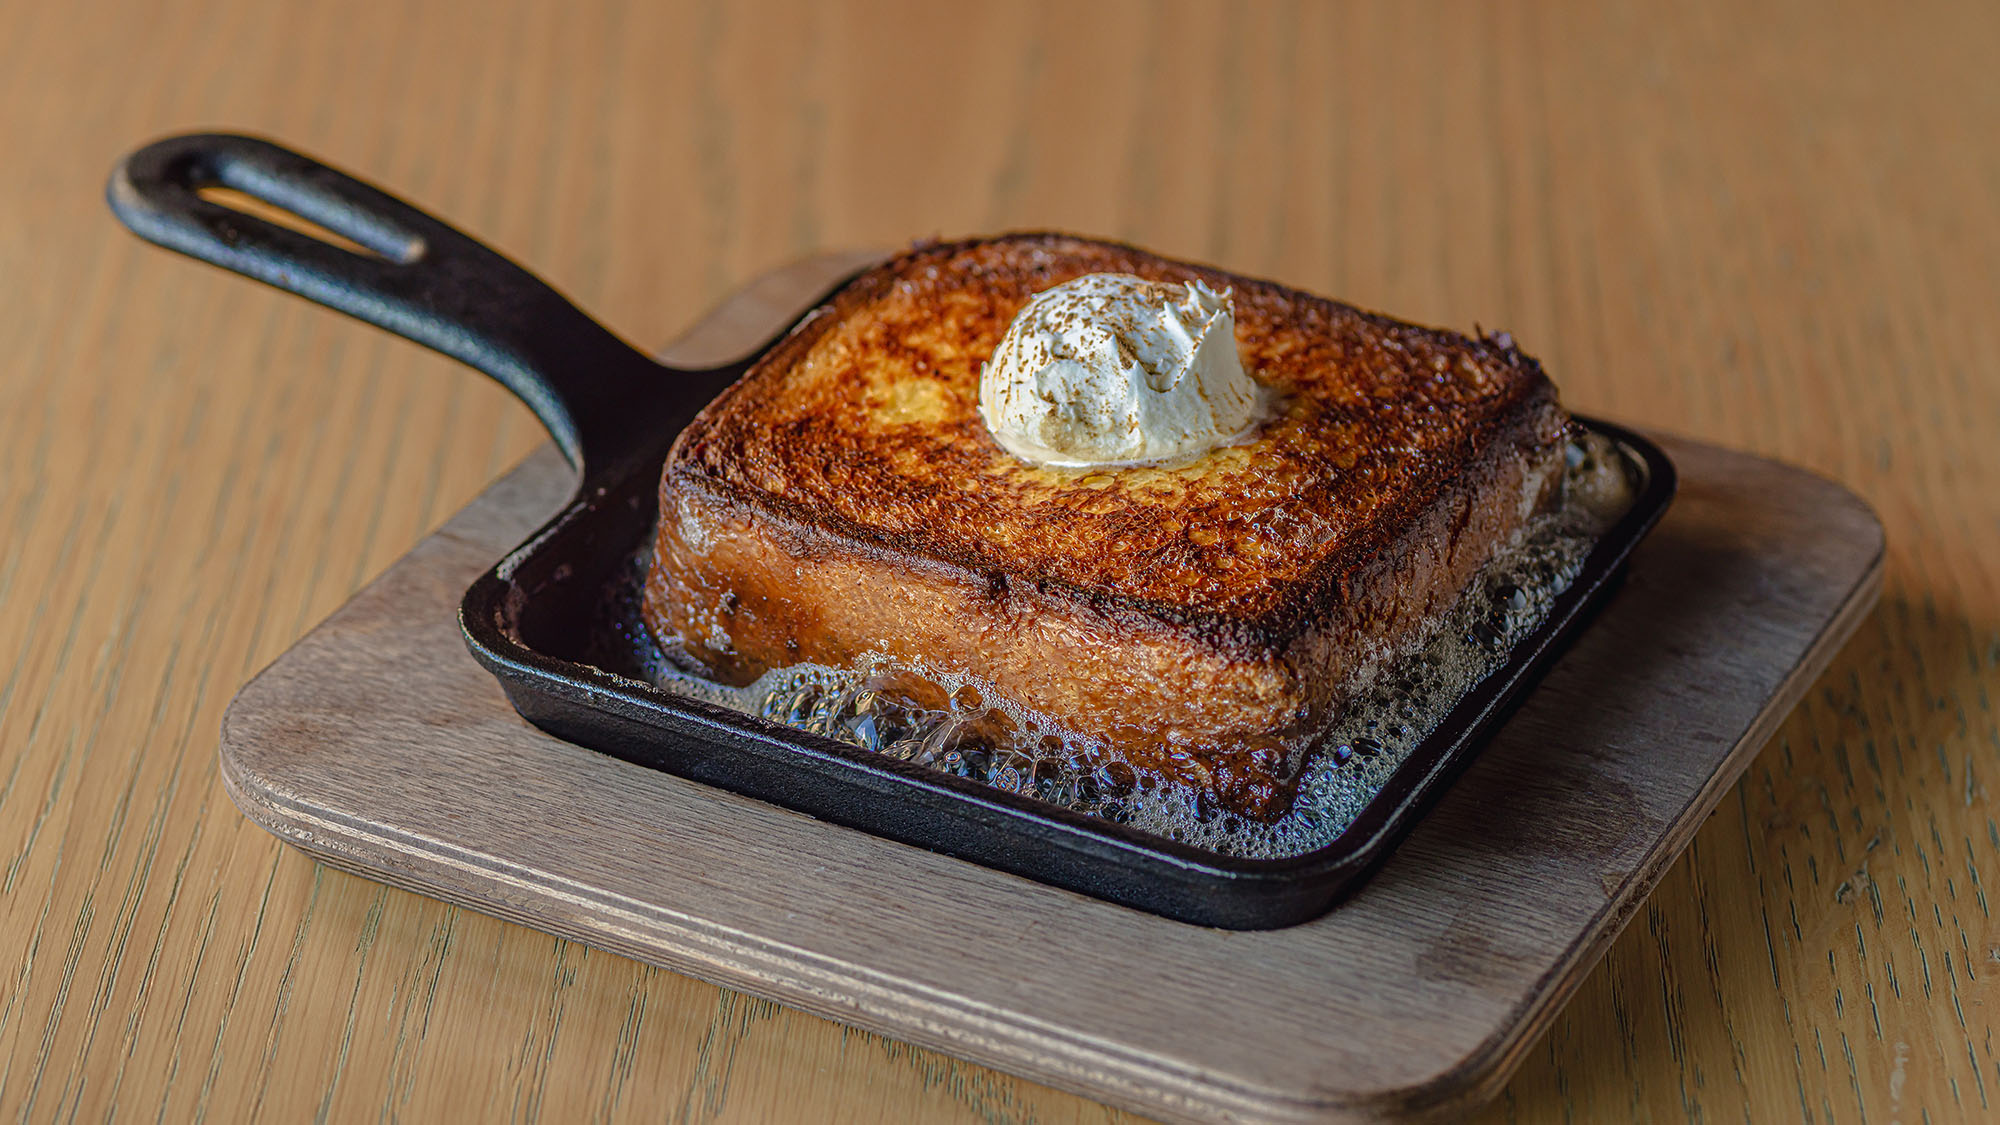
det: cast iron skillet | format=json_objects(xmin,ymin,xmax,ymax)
[{"xmin": 108, "ymin": 132, "xmax": 1675, "ymax": 930}]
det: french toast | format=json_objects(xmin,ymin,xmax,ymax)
[{"xmin": 643, "ymin": 234, "xmax": 1571, "ymax": 820}]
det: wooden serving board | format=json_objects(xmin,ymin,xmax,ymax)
[{"xmin": 218, "ymin": 254, "xmax": 1884, "ymax": 1125}]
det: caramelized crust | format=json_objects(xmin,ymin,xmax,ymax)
[{"xmin": 645, "ymin": 234, "xmax": 1569, "ymax": 818}]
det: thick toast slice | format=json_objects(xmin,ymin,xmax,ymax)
[{"xmin": 644, "ymin": 234, "xmax": 1570, "ymax": 819}]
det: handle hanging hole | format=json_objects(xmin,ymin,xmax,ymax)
[
  {"xmin": 204, "ymin": 155, "xmax": 427, "ymax": 265},
  {"xmin": 196, "ymin": 185, "xmax": 393, "ymax": 261}
]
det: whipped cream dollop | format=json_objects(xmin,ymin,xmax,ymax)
[{"xmin": 978, "ymin": 273, "xmax": 1267, "ymax": 467}]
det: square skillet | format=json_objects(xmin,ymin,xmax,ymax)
[{"xmin": 111, "ymin": 133, "xmax": 1675, "ymax": 930}]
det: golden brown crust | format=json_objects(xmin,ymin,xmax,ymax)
[{"xmin": 645, "ymin": 233, "xmax": 1569, "ymax": 818}]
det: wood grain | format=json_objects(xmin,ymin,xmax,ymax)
[
  {"xmin": 2, "ymin": 0, "xmax": 1994, "ymax": 1121},
  {"xmin": 215, "ymin": 255, "xmax": 1883, "ymax": 1124}
]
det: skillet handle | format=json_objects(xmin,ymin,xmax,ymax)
[{"xmin": 106, "ymin": 132, "xmax": 735, "ymax": 480}]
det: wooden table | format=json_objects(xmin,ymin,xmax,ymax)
[{"xmin": 4, "ymin": 1, "xmax": 1994, "ymax": 1120}]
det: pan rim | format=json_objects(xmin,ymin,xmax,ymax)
[{"xmin": 459, "ymin": 416, "xmax": 1676, "ymax": 924}]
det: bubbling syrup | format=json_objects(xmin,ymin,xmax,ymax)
[{"xmin": 593, "ymin": 432, "xmax": 1640, "ymax": 860}]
